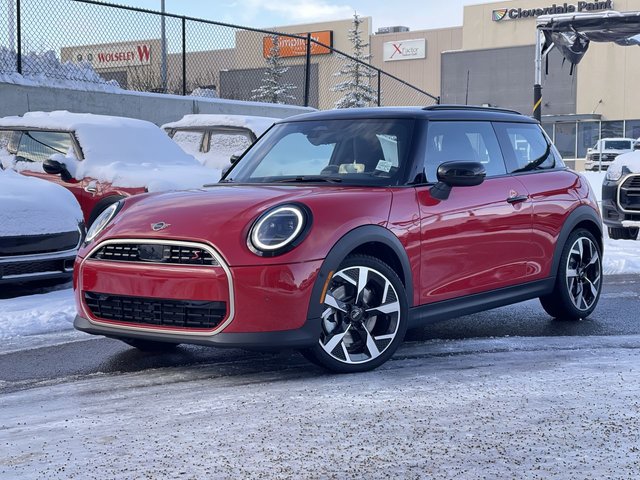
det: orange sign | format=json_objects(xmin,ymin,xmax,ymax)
[{"xmin": 262, "ymin": 31, "xmax": 333, "ymax": 58}]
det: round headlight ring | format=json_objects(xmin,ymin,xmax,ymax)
[
  {"xmin": 85, "ymin": 201, "xmax": 122, "ymax": 243},
  {"xmin": 605, "ymin": 169, "xmax": 622, "ymax": 182},
  {"xmin": 249, "ymin": 203, "xmax": 312, "ymax": 257}
]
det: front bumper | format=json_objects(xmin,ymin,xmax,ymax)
[
  {"xmin": 602, "ymin": 177, "xmax": 640, "ymax": 228},
  {"xmin": 0, "ymin": 249, "xmax": 76, "ymax": 284},
  {"xmin": 74, "ymin": 238, "xmax": 324, "ymax": 348}
]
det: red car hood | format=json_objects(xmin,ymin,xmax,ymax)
[{"xmin": 87, "ymin": 184, "xmax": 395, "ymax": 266}]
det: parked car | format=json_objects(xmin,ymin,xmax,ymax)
[
  {"xmin": 0, "ymin": 111, "xmax": 220, "ymax": 226},
  {"xmin": 74, "ymin": 106, "xmax": 603, "ymax": 373},
  {"xmin": 162, "ymin": 114, "xmax": 277, "ymax": 171},
  {"xmin": 601, "ymin": 142, "xmax": 640, "ymax": 240},
  {"xmin": 585, "ymin": 137, "xmax": 635, "ymax": 171},
  {"xmin": 0, "ymin": 168, "xmax": 83, "ymax": 285}
]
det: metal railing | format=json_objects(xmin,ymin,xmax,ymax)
[{"xmin": 0, "ymin": 0, "xmax": 439, "ymax": 109}]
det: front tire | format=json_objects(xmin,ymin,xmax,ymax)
[
  {"xmin": 608, "ymin": 226, "xmax": 639, "ymax": 241},
  {"xmin": 539, "ymin": 229, "xmax": 602, "ymax": 320},
  {"xmin": 301, "ymin": 255, "xmax": 408, "ymax": 373}
]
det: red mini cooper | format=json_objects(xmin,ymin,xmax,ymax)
[{"xmin": 74, "ymin": 106, "xmax": 603, "ymax": 373}]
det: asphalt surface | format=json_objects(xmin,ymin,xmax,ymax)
[{"xmin": 0, "ymin": 274, "xmax": 638, "ymax": 392}]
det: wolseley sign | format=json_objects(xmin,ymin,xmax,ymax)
[
  {"xmin": 383, "ymin": 39, "xmax": 426, "ymax": 62},
  {"xmin": 492, "ymin": 0, "xmax": 613, "ymax": 21},
  {"xmin": 73, "ymin": 44, "xmax": 152, "ymax": 68},
  {"xmin": 262, "ymin": 31, "xmax": 333, "ymax": 58}
]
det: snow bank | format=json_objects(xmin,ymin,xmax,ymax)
[
  {"xmin": 0, "ymin": 169, "xmax": 82, "ymax": 236},
  {"xmin": 162, "ymin": 114, "xmax": 277, "ymax": 137},
  {"xmin": 0, "ymin": 111, "xmax": 220, "ymax": 191},
  {"xmin": 0, "ymin": 47, "xmax": 120, "ymax": 93},
  {"xmin": 0, "ymin": 288, "xmax": 75, "ymax": 339}
]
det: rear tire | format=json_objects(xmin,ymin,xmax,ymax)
[
  {"xmin": 301, "ymin": 254, "xmax": 408, "ymax": 373},
  {"xmin": 539, "ymin": 229, "xmax": 602, "ymax": 320},
  {"xmin": 608, "ymin": 226, "xmax": 639, "ymax": 241},
  {"xmin": 121, "ymin": 338, "xmax": 180, "ymax": 352}
]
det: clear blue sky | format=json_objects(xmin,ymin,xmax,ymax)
[{"xmin": 109, "ymin": 0, "xmax": 498, "ymax": 31}]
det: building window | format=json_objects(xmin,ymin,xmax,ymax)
[
  {"xmin": 625, "ymin": 120, "xmax": 640, "ymax": 140},
  {"xmin": 554, "ymin": 122, "xmax": 576, "ymax": 159},
  {"xmin": 577, "ymin": 122, "xmax": 600, "ymax": 158},
  {"xmin": 601, "ymin": 121, "xmax": 624, "ymax": 139}
]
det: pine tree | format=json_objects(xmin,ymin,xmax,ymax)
[
  {"xmin": 251, "ymin": 35, "xmax": 296, "ymax": 104},
  {"xmin": 332, "ymin": 13, "xmax": 377, "ymax": 109}
]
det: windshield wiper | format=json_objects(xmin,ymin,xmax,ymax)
[{"xmin": 274, "ymin": 176, "xmax": 342, "ymax": 183}]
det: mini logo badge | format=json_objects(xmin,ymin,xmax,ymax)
[
  {"xmin": 493, "ymin": 8, "xmax": 508, "ymax": 21},
  {"xmin": 151, "ymin": 222, "xmax": 171, "ymax": 231}
]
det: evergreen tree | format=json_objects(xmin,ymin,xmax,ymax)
[
  {"xmin": 332, "ymin": 13, "xmax": 377, "ymax": 109},
  {"xmin": 251, "ymin": 35, "xmax": 296, "ymax": 104}
]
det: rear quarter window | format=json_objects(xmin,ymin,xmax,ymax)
[{"xmin": 494, "ymin": 122, "xmax": 562, "ymax": 173}]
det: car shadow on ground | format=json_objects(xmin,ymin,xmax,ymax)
[{"xmin": 0, "ymin": 279, "xmax": 72, "ymax": 300}]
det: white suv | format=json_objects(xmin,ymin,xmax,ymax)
[{"xmin": 585, "ymin": 138, "xmax": 635, "ymax": 171}]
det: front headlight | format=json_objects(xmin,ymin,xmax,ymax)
[
  {"xmin": 605, "ymin": 169, "xmax": 622, "ymax": 182},
  {"xmin": 248, "ymin": 204, "xmax": 312, "ymax": 256},
  {"xmin": 85, "ymin": 201, "xmax": 122, "ymax": 243}
]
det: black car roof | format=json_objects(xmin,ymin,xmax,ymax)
[{"xmin": 279, "ymin": 105, "xmax": 538, "ymax": 124}]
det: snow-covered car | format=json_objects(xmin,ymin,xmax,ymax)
[
  {"xmin": 162, "ymin": 114, "xmax": 277, "ymax": 171},
  {"xmin": 602, "ymin": 146, "xmax": 640, "ymax": 240},
  {"xmin": 0, "ymin": 168, "xmax": 83, "ymax": 285},
  {"xmin": 0, "ymin": 111, "xmax": 220, "ymax": 225},
  {"xmin": 585, "ymin": 138, "xmax": 635, "ymax": 171}
]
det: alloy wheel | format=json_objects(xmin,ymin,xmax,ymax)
[
  {"xmin": 320, "ymin": 266, "xmax": 401, "ymax": 365},
  {"xmin": 565, "ymin": 236, "xmax": 601, "ymax": 311}
]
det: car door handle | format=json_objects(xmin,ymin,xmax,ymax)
[{"xmin": 506, "ymin": 194, "xmax": 529, "ymax": 204}]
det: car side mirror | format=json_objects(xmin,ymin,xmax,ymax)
[
  {"xmin": 230, "ymin": 154, "xmax": 240, "ymax": 164},
  {"xmin": 430, "ymin": 161, "xmax": 486, "ymax": 201},
  {"xmin": 43, "ymin": 158, "xmax": 73, "ymax": 183}
]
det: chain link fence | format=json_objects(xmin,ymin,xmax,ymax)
[{"xmin": 1, "ymin": 0, "xmax": 439, "ymax": 109}]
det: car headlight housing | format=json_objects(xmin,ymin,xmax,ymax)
[
  {"xmin": 605, "ymin": 169, "xmax": 622, "ymax": 182},
  {"xmin": 248, "ymin": 204, "xmax": 312, "ymax": 256},
  {"xmin": 85, "ymin": 201, "xmax": 123, "ymax": 243}
]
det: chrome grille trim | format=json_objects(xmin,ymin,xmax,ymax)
[
  {"xmin": 80, "ymin": 238, "xmax": 235, "ymax": 336},
  {"xmin": 618, "ymin": 174, "xmax": 640, "ymax": 214}
]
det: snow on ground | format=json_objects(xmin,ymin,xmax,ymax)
[
  {"xmin": 0, "ymin": 287, "xmax": 75, "ymax": 340},
  {"xmin": 1, "ymin": 336, "xmax": 639, "ymax": 479},
  {"xmin": 0, "ymin": 169, "xmax": 82, "ymax": 236}
]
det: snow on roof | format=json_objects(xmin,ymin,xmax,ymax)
[
  {"xmin": 161, "ymin": 114, "xmax": 278, "ymax": 137},
  {"xmin": 0, "ymin": 111, "xmax": 222, "ymax": 190},
  {"xmin": 0, "ymin": 169, "xmax": 82, "ymax": 237}
]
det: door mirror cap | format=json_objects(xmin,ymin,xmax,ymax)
[
  {"xmin": 43, "ymin": 158, "xmax": 73, "ymax": 182},
  {"xmin": 230, "ymin": 154, "xmax": 240, "ymax": 164},
  {"xmin": 437, "ymin": 161, "xmax": 486, "ymax": 187}
]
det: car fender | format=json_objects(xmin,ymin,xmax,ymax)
[
  {"xmin": 306, "ymin": 225, "xmax": 413, "ymax": 322},
  {"xmin": 549, "ymin": 204, "xmax": 603, "ymax": 278}
]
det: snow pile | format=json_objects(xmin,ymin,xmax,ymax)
[
  {"xmin": 162, "ymin": 114, "xmax": 277, "ymax": 137},
  {"xmin": 0, "ymin": 47, "xmax": 121, "ymax": 93},
  {"xmin": 0, "ymin": 169, "xmax": 82, "ymax": 236},
  {"xmin": 0, "ymin": 111, "xmax": 220, "ymax": 191},
  {"xmin": 0, "ymin": 288, "xmax": 75, "ymax": 340}
]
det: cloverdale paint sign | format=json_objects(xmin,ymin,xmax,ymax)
[
  {"xmin": 492, "ymin": 0, "xmax": 613, "ymax": 21},
  {"xmin": 383, "ymin": 39, "xmax": 426, "ymax": 62},
  {"xmin": 72, "ymin": 44, "xmax": 152, "ymax": 68}
]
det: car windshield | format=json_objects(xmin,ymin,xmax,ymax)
[
  {"xmin": 603, "ymin": 140, "xmax": 632, "ymax": 150},
  {"xmin": 225, "ymin": 119, "xmax": 415, "ymax": 186}
]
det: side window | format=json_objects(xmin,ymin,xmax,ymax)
[
  {"xmin": 495, "ymin": 123, "xmax": 558, "ymax": 172},
  {"xmin": 15, "ymin": 131, "xmax": 75, "ymax": 164},
  {"xmin": 424, "ymin": 121, "xmax": 507, "ymax": 181},
  {"xmin": 171, "ymin": 130, "xmax": 205, "ymax": 156}
]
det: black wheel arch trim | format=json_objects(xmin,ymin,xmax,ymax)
[
  {"xmin": 305, "ymin": 224, "xmax": 414, "ymax": 323},
  {"xmin": 550, "ymin": 205, "xmax": 603, "ymax": 279}
]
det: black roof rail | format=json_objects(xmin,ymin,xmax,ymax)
[{"xmin": 423, "ymin": 104, "xmax": 522, "ymax": 115}]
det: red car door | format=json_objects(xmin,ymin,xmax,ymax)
[{"xmin": 417, "ymin": 120, "xmax": 533, "ymax": 305}]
